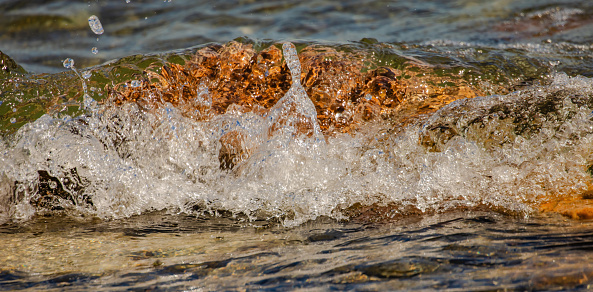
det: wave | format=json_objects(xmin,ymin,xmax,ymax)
[{"xmin": 1, "ymin": 41, "xmax": 593, "ymax": 226}]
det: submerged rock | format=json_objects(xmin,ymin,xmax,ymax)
[{"xmin": 419, "ymin": 76, "xmax": 593, "ymax": 219}]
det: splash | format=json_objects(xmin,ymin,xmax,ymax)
[
  {"xmin": 2, "ymin": 42, "xmax": 593, "ymax": 225},
  {"xmin": 88, "ymin": 15, "xmax": 104, "ymax": 35}
]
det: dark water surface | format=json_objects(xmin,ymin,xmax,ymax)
[{"xmin": 3, "ymin": 0, "xmax": 593, "ymax": 291}]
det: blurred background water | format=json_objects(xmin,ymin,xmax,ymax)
[{"xmin": 1, "ymin": 0, "xmax": 592, "ymax": 73}]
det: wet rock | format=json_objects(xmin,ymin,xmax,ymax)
[
  {"xmin": 219, "ymin": 130, "xmax": 250, "ymax": 170},
  {"xmin": 0, "ymin": 50, "xmax": 26, "ymax": 78},
  {"xmin": 530, "ymin": 267, "xmax": 593, "ymax": 290},
  {"xmin": 111, "ymin": 42, "xmax": 456, "ymax": 136},
  {"xmin": 419, "ymin": 88, "xmax": 593, "ymax": 152},
  {"xmin": 357, "ymin": 258, "xmax": 440, "ymax": 278},
  {"xmin": 0, "ymin": 174, "xmax": 13, "ymax": 222},
  {"xmin": 13, "ymin": 168, "xmax": 93, "ymax": 211}
]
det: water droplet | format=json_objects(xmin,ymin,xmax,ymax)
[
  {"xmin": 82, "ymin": 71, "xmax": 92, "ymax": 79},
  {"xmin": 63, "ymin": 58, "xmax": 74, "ymax": 69},
  {"xmin": 282, "ymin": 42, "xmax": 301, "ymax": 84},
  {"xmin": 10, "ymin": 118, "xmax": 16, "ymax": 124},
  {"xmin": 130, "ymin": 80, "xmax": 142, "ymax": 88},
  {"xmin": 88, "ymin": 15, "xmax": 104, "ymax": 35},
  {"xmin": 91, "ymin": 47, "xmax": 98, "ymax": 54},
  {"xmin": 12, "ymin": 108, "xmax": 16, "ymax": 112}
]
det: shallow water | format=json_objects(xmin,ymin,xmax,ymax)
[
  {"xmin": 2, "ymin": 0, "xmax": 593, "ymax": 290},
  {"xmin": 2, "ymin": 212, "xmax": 593, "ymax": 291}
]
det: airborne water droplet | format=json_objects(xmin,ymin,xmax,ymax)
[
  {"xmin": 63, "ymin": 58, "xmax": 74, "ymax": 69},
  {"xmin": 282, "ymin": 42, "xmax": 301, "ymax": 84},
  {"xmin": 88, "ymin": 15, "xmax": 104, "ymax": 35},
  {"xmin": 91, "ymin": 47, "xmax": 98, "ymax": 54}
]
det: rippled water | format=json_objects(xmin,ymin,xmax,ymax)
[
  {"xmin": 2, "ymin": 212, "xmax": 593, "ymax": 291},
  {"xmin": 2, "ymin": 0, "xmax": 593, "ymax": 290}
]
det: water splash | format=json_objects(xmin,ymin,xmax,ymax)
[
  {"xmin": 3, "ymin": 49, "xmax": 593, "ymax": 225},
  {"xmin": 88, "ymin": 15, "xmax": 104, "ymax": 35},
  {"xmin": 264, "ymin": 43, "xmax": 324, "ymax": 146},
  {"xmin": 60, "ymin": 58, "xmax": 95, "ymax": 111},
  {"xmin": 62, "ymin": 58, "xmax": 74, "ymax": 69},
  {"xmin": 130, "ymin": 80, "xmax": 142, "ymax": 88}
]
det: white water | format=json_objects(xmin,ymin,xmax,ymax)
[{"xmin": 2, "ymin": 44, "xmax": 593, "ymax": 225}]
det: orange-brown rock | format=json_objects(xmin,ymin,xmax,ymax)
[
  {"xmin": 110, "ymin": 41, "xmax": 475, "ymax": 135},
  {"xmin": 218, "ymin": 130, "xmax": 250, "ymax": 170},
  {"xmin": 539, "ymin": 188, "xmax": 593, "ymax": 220}
]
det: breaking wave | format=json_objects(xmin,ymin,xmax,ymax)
[{"xmin": 2, "ymin": 42, "xmax": 593, "ymax": 226}]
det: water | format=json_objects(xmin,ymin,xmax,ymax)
[
  {"xmin": 88, "ymin": 15, "xmax": 104, "ymax": 35},
  {"xmin": 1, "ymin": 212, "xmax": 592, "ymax": 291},
  {"xmin": 62, "ymin": 58, "xmax": 74, "ymax": 69},
  {"xmin": 2, "ymin": 0, "xmax": 593, "ymax": 290}
]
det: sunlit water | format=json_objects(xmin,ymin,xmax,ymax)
[{"xmin": 2, "ymin": 0, "xmax": 593, "ymax": 290}]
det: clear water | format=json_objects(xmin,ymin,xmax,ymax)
[{"xmin": 2, "ymin": 0, "xmax": 593, "ymax": 290}]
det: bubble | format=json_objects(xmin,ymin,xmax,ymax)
[
  {"xmin": 91, "ymin": 47, "xmax": 98, "ymax": 54},
  {"xmin": 88, "ymin": 15, "xmax": 104, "ymax": 35},
  {"xmin": 130, "ymin": 80, "xmax": 142, "ymax": 88},
  {"xmin": 10, "ymin": 118, "xmax": 16, "ymax": 124},
  {"xmin": 63, "ymin": 58, "xmax": 74, "ymax": 69},
  {"xmin": 194, "ymin": 81, "xmax": 212, "ymax": 108}
]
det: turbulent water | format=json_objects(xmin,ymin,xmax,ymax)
[{"xmin": 2, "ymin": 0, "xmax": 593, "ymax": 290}]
